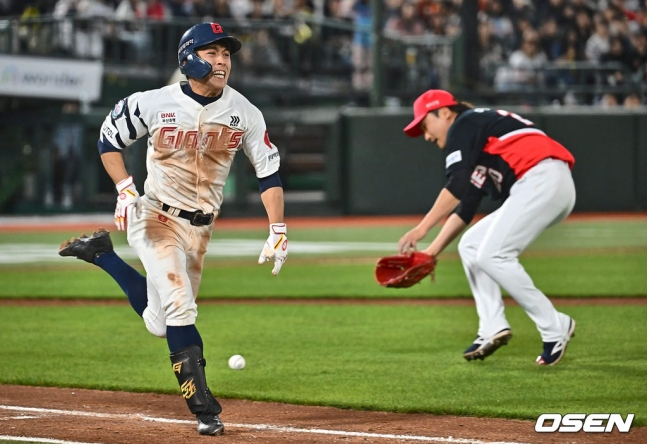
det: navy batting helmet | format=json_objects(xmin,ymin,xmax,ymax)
[{"xmin": 178, "ymin": 23, "xmax": 242, "ymax": 79}]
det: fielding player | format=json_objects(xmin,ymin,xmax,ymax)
[
  {"xmin": 59, "ymin": 22, "xmax": 288, "ymax": 435},
  {"xmin": 398, "ymin": 90, "xmax": 576, "ymax": 366}
]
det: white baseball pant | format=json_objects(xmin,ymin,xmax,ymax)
[
  {"xmin": 127, "ymin": 196, "xmax": 212, "ymax": 337},
  {"xmin": 457, "ymin": 158, "xmax": 576, "ymax": 342}
]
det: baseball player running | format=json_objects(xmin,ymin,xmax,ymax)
[
  {"xmin": 398, "ymin": 90, "xmax": 576, "ymax": 366},
  {"xmin": 59, "ymin": 23, "xmax": 288, "ymax": 436}
]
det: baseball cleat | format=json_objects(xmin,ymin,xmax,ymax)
[
  {"xmin": 196, "ymin": 413, "xmax": 225, "ymax": 436},
  {"xmin": 463, "ymin": 328, "xmax": 512, "ymax": 361},
  {"xmin": 58, "ymin": 228, "xmax": 114, "ymax": 264},
  {"xmin": 536, "ymin": 319, "xmax": 576, "ymax": 366}
]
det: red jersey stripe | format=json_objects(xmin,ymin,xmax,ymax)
[{"xmin": 483, "ymin": 133, "xmax": 575, "ymax": 178}]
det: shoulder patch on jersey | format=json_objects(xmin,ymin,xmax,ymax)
[
  {"xmin": 445, "ymin": 150, "xmax": 462, "ymax": 168},
  {"xmin": 111, "ymin": 99, "xmax": 126, "ymax": 119},
  {"xmin": 158, "ymin": 111, "xmax": 178, "ymax": 124}
]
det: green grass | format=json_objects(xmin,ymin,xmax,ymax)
[
  {"xmin": 0, "ymin": 219, "xmax": 645, "ymax": 298},
  {"xmin": 0, "ymin": 304, "xmax": 645, "ymax": 424},
  {"xmin": 0, "ymin": 251, "xmax": 645, "ymax": 298},
  {"xmin": 0, "ymin": 217, "xmax": 645, "ymax": 426}
]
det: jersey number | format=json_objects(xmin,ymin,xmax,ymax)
[{"xmin": 471, "ymin": 165, "xmax": 503, "ymax": 192}]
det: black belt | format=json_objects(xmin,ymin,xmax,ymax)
[{"xmin": 162, "ymin": 203, "xmax": 215, "ymax": 226}]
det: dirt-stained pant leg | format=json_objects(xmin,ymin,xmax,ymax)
[
  {"xmin": 186, "ymin": 223, "xmax": 212, "ymax": 301},
  {"xmin": 128, "ymin": 197, "xmax": 199, "ymax": 333},
  {"xmin": 460, "ymin": 159, "xmax": 576, "ymax": 342}
]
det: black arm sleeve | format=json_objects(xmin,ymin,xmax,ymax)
[
  {"xmin": 444, "ymin": 167, "xmax": 471, "ymax": 200},
  {"xmin": 453, "ymin": 185, "xmax": 486, "ymax": 225}
]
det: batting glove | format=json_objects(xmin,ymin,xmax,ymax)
[
  {"xmin": 258, "ymin": 223, "xmax": 288, "ymax": 276},
  {"xmin": 114, "ymin": 176, "xmax": 141, "ymax": 231}
]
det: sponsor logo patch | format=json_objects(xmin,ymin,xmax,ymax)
[
  {"xmin": 159, "ymin": 111, "xmax": 177, "ymax": 124},
  {"xmin": 445, "ymin": 150, "xmax": 462, "ymax": 168}
]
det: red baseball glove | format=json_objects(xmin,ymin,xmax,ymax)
[{"xmin": 375, "ymin": 252, "xmax": 437, "ymax": 288}]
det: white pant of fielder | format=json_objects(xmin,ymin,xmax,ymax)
[{"xmin": 458, "ymin": 159, "xmax": 576, "ymax": 342}]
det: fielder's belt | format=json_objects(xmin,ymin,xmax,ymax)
[{"xmin": 162, "ymin": 203, "xmax": 215, "ymax": 226}]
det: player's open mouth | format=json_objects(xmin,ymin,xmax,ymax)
[{"xmin": 213, "ymin": 70, "xmax": 226, "ymax": 78}]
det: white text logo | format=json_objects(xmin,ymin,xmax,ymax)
[{"xmin": 535, "ymin": 413, "xmax": 634, "ymax": 433}]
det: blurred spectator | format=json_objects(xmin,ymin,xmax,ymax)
[
  {"xmin": 495, "ymin": 29, "xmax": 548, "ymax": 91},
  {"xmin": 539, "ymin": 17, "xmax": 563, "ymax": 60},
  {"xmin": 351, "ymin": 0, "xmax": 371, "ymax": 91},
  {"xmin": 484, "ymin": 0, "xmax": 515, "ymax": 47},
  {"xmin": 167, "ymin": 0, "xmax": 190, "ymax": 17},
  {"xmin": 269, "ymin": 0, "xmax": 294, "ymax": 19},
  {"xmin": 0, "ymin": 0, "xmax": 28, "ymax": 16},
  {"xmin": 573, "ymin": 8, "xmax": 593, "ymax": 47},
  {"xmin": 246, "ymin": 0, "xmax": 274, "ymax": 19},
  {"xmin": 239, "ymin": 28, "xmax": 285, "ymax": 74},
  {"xmin": 623, "ymin": 91, "xmax": 643, "ymax": 107},
  {"xmin": 18, "ymin": 2, "xmax": 44, "ymax": 54},
  {"xmin": 115, "ymin": 0, "xmax": 145, "ymax": 19},
  {"xmin": 629, "ymin": 30, "xmax": 647, "ymax": 70},
  {"xmin": 74, "ymin": 0, "xmax": 114, "ymax": 58},
  {"xmin": 320, "ymin": 0, "xmax": 352, "ymax": 70},
  {"xmin": 385, "ymin": 0, "xmax": 426, "ymax": 37},
  {"xmin": 601, "ymin": 35, "xmax": 634, "ymax": 86},
  {"xmin": 115, "ymin": 0, "xmax": 148, "ymax": 63},
  {"xmin": 145, "ymin": 0, "xmax": 167, "ymax": 20},
  {"xmin": 585, "ymin": 16, "xmax": 611, "ymax": 62},
  {"xmin": 478, "ymin": 20, "xmax": 505, "ymax": 83},
  {"xmin": 537, "ymin": 0, "xmax": 570, "ymax": 27},
  {"xmin": 597, "ymin": 92, "xmax": 620, "ymax": 107}
]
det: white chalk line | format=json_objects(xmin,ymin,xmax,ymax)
[
  {"xmin": 0, "ymin": 436, "xmax": 97, "ymax": 444},
  {"xmin": 0, "ymin": 405, "xmax": 527, "ymax": 444}
]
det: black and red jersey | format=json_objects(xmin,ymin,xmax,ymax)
[{"xmin": 444, "ymin": 108, "xmax": 574, "ymax": 223}]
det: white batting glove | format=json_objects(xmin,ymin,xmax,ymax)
[
  {"xmin": 258, "ymin": 223, "xmax": 288, "ymax": 276},
  {"xmin": 114, "ymin": 176, "xmax": 140, "ymax": 231}
]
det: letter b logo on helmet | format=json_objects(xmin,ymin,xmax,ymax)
[{"xmin": 177, "ymin": 23, "xmax": 242, "ymax": 79}]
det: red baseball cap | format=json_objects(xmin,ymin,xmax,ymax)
[{"xmin": 403, "ymin": 90, "xmax": 457, "ymax": 137}]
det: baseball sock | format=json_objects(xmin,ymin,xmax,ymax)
[
  {"xmin": 167, "ymin": 325, "xmax": 203, "ymax": 353},
  {"xmin": 94, "ymin": 251, "xmax": 147, "ymax": 316}
]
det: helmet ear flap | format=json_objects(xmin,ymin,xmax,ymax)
[{"xmin": 179, "ymin": 49, "xmax": 213, "ymax": 79}]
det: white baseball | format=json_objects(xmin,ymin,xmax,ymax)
[{"xmin": 228, "ymin": 354, "xmax": 246, "ymax": 370}]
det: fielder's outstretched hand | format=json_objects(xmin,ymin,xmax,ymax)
[
  {"xmin": 114, "ymin": 176, "xmax": 141, "ymax": 231},
  {"xmin": 258, "ymin": 223, "xmax": 288, "ymax": 276}
]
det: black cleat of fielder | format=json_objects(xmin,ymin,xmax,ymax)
[
  {"xmin": 58, "ymin": 228, "xmax": 114, "ymax": 264},
  {"xmin": 463, "ymin": 329, "xmax": 512, "ymax": 361},
  {"xmin": 197, "ymin": 413, "xmax": 225, "ymax": 436}
]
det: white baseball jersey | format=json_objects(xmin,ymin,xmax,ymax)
[
  {"xmin": 99, "ymin": 81, "xmax": 281, "ymax": 333},
  {"xmin": 100, "ymin": 81, "xmax": 281, "ymax": 214}
]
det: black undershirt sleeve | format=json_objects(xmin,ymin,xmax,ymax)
[
  {"xmin": 444, "ymin": 167, "xmax": 471, "ymax": 200},
  {"xmin": 453, "ymin": 185, "xmax": 485, "ymax": 225}
]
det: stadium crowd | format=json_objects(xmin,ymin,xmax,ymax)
[{"xmin": 1, "ymin": 0, "xmax": 645, "ymax": 105}]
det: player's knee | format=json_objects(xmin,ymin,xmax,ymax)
[
  {"xmin": 165, "ymin": 303, "xmax": 197, "ymax": 328},
  {"xmin": 145, "ymin": 318, "xmax": 167, "ymax": 338},
  {"xmin": 458, "ymin": 235, "xmax": 477, "ymax": 262}
]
